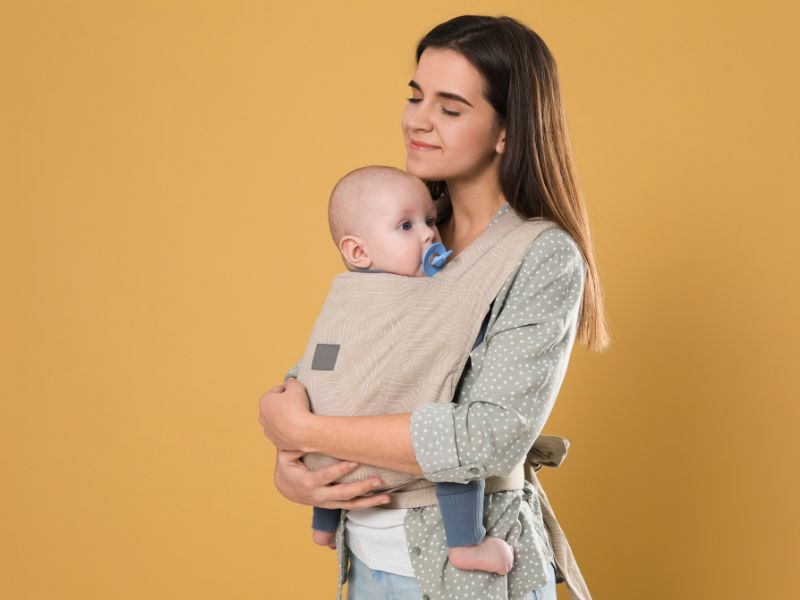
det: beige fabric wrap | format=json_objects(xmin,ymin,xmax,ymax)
[
  {"xmin": 296, "ymin": 205, "xmax": 557, "ymax": 504},
  {"xmin": 294, "ymin": 204, "xmax": 593, "ymax": 598}
]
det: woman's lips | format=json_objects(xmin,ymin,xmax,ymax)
[{"xmin": 409, "ymin": 139, "xmax": 440, "ymax": 151}]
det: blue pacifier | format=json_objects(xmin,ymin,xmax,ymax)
[{"xmin": 422, "ymin": 242, "xmax": 454, "ymax": 277}]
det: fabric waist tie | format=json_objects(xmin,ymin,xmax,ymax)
[{"xmin": 380, "ymin": 460, "xmax": 527, "ymax": 509}]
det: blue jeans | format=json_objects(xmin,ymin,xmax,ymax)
[
  {"xmin": 346, "ymin": 551, "xmax": 558, "ymax": 600},
  {"xmin": 522, "ymin": 560, "xmax": 558, "ymax": 600}
]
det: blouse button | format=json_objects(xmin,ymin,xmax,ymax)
[
  {"xmin": 412, "ymin": 546, "xmax": 422, "ymax": 555},
  {"xmin": 422, "ymin": 595, "xmax": 430, "ymax": 600},
  {"xmin": 468, "ymin": 467, "xmax": 480, "ymax": 474}
]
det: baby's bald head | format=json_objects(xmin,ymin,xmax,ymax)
[{"xmin": 328, "ymin": 165, "xmax": 431, "ymax": 248}]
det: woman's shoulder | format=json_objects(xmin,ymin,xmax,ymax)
[
  {"xmin": 488, "ymin": 224, "xmax": 586, "ymax": 332},
  {"xmin": 516, "ymin": 224, "xmax": 586, "ymax": 284}
]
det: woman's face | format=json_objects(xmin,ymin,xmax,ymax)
[{"xmin": 401, "ymin": 48, "xmax": 505, "ymax": 184}]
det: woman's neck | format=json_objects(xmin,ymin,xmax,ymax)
[{"xmin": 440, "ymin": 172, "xmax": 506, "ymax": 255}]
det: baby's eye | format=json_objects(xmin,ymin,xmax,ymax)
[
  {"xmin": 426, "ymin": 217, "xmax": 435, "ymax": 227},
  {"xmin": 400, "ymin": 221, "xmax": 412, "ymax": 231}
]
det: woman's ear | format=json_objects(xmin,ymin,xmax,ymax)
[
  {"xmin": 340, "ymin": 235, "xmax": 372, "ymax": 269},
  {"xmin": 495, "ymin": 125, "xmax": 506, "ymax": 155}
]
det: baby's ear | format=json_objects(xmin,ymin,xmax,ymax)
[{"xmin": 339, "ymin": 235, "xmax": 372, "ymax": 269}]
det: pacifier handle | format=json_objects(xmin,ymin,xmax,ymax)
[{"xmin": 422, "ymin": 242, "xmax": 454, "ymax": 277}]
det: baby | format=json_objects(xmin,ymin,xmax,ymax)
[{"xmin": 304, "ymin": 165, "xmax": 514, "ymax": 575}]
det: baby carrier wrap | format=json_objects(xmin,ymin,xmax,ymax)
[
  {"xmin": 295, "ymin": 203, "xmax": 593, "ymax": 599},
  {"xmin": 297, "ymin": 201, "xmax": 559, "ymax": 505}
]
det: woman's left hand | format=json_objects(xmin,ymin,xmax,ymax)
[{"xmin": 258, "ymin": 378, "xmax": 313, "ymax": 451}]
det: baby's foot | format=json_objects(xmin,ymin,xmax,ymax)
[
  {"xmin": 447, "ymin": 536, "xmax": 515, "ymax": 575},
  {"xmin": 312, "ymin": 528, "xmax": 337, "ymax": 550}
]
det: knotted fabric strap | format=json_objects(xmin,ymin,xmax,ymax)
[{"xmin": 524, "ymin": 436, "xmax": 593, "ymax": 600}]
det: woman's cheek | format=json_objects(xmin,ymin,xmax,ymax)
[
  {"xmin": 446, "ymin": 137, "xmax": 482, "ymax": 176},
  {"xmin": 459, "ymin": 126, "xmax": 499, "ymax": 170}
]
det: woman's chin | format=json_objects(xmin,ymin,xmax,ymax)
[{"xmin": 405, "ymin": 161, "xmax": 445, "ymax": 182}]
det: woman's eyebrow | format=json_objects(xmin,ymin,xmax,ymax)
[{"xmin": 408, "ymin": 80, "xmax": 474, "ymax": 108}]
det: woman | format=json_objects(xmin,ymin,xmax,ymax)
[{"xmin": 259, "ymin": 15, "xmax": 610, "ymax": 600}]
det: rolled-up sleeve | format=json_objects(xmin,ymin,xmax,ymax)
[{"xmin": 410, "ymin": 229, "xmax": 587, "ymax": 483}]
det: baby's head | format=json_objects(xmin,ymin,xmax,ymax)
[{"xmin": 328, "ymin": 165, "xmax": 441, "ymax": 277}]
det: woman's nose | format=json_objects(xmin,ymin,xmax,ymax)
[{"xmin": 407, "ymin": 102, "xmax": 433, "ymax": 131}]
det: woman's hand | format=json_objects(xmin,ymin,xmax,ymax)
[
  {"xmin": 258, "ymin": 378, "xmax": 314, "ymax": 451},
  {"xmin": 259, "ymin": 378, "xmax": 423, "ymax": 476},
  {"xmin": 273, "ymin": 449, "xmax": 392, "ymax": 510}
]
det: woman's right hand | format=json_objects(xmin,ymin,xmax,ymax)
[{"xmin": 273, "ymin": 449, "xmax": 392, "ymax": 509}]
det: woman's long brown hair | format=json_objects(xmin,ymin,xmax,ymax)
[{"xmin": 417, "ymin": 15, "xmax": 611, "ymax": 352}]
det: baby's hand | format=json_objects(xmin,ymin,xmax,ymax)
[{"xmin": 312, "ymin": 528, "xmax": 337, "ymax": 550}]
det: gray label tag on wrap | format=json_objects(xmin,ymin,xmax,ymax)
[{"xmin": 311, "ymin": 343, "xmax": 339, "ymax": 371}]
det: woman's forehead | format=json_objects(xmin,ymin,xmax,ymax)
[{"xmin": 412, "ymin": 48, "xmax": 485, "ymax": 102}]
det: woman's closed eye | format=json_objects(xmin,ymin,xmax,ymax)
[{"xmin": 405, "ymin": 97, "xmax": 461, "ymax": 117}]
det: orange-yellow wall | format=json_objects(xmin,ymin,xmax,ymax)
[{"xmin": 2, "ymin": 1, "xmax": 798, "ymax": 598}]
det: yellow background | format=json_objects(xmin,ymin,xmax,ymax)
[{"xmin": 2, "ymin": 1, "xmax": 798, "ymax": 598}]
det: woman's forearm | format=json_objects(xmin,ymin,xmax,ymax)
[{"xmin": 302, "ymin": 412, "xmax": 423, "ymax": 476}]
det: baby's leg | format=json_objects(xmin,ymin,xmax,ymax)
[
  {"xmin": 311, "ymin": 506, "xmax": 340, "ymax": 550},
  {"xmin": 436, "ymin": 479, "xmax": 515, "ymax": 575}
]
